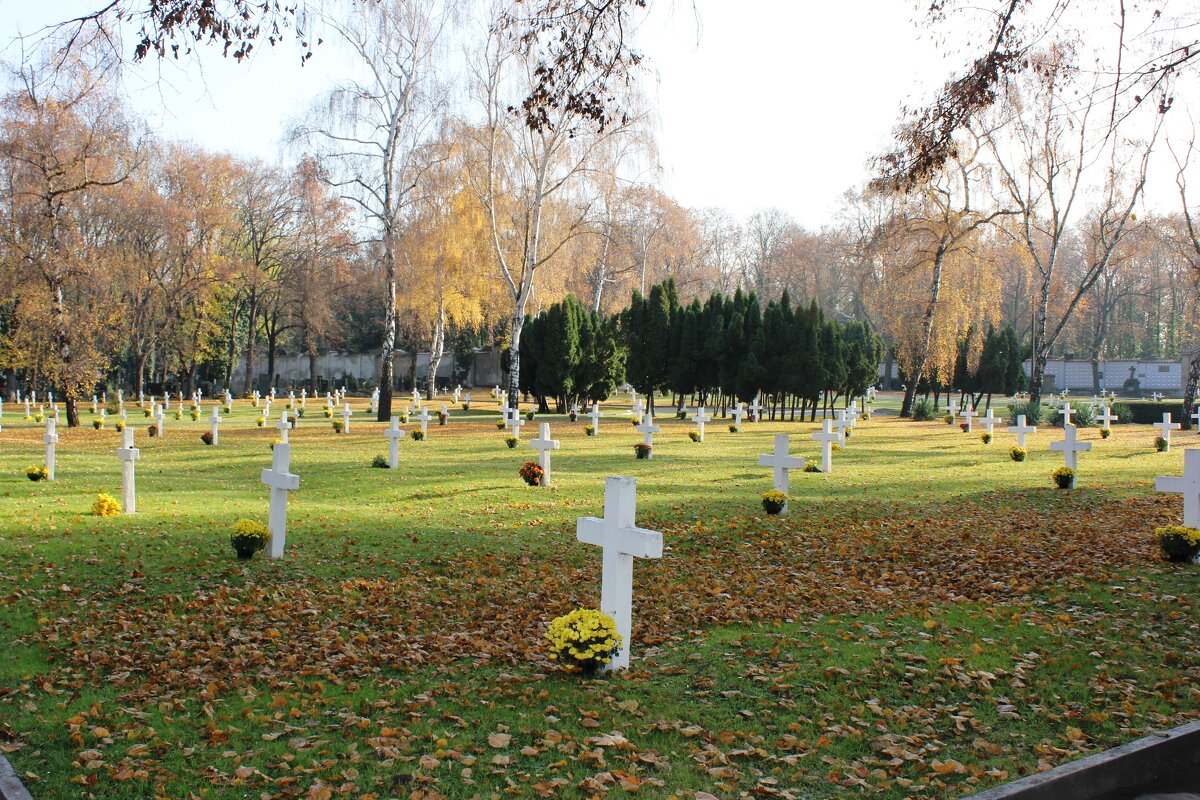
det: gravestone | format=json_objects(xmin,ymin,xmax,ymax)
[
  {"xmin": 44, "ymin": 417, "xmax": 58, "ymax": 480},
  {"xmin": 832, "ymin": 410, "xmax": 849, "ymax": 446},
  {"xmin": 693, "ymin": 406, "xmax": 711, "ymax": 442},
  {"xmin": 587, "ymin": 403, "xmax": 603, "ymax": 434},
  {"xmin": 979, "ymin": 408, "xmax": 1004, "ymax": 436},
  {"xmin": 116, "ymin": 427, "xmax": 140, "ymax": 513},
  {"xmin": 340, "ymin": 403, "xmax": 352, "ymax": 433},
  {"xmin": 506, "ymin": 409, "xmax": 525, "ymax": 440},
  {"xmin": 1153, "ymin": 413, "xmax": 1181, "ymax": 449},
  {"xmin": 757, "ymin": 434, "xmax": 804, "ymax": 514},
  {"xmin": 730, "ymin": 402, "xmax": 745, "ymax": 431},
  {"xmin": 948, "ymin": 397, "xmax": 959, "ymax": 418},
  {"xmin": 154, "ymin": 405, "xmax": 166, "ymax": 436},
  {"xmin": 530, "ymin": 422, "xmax": 560, "ymax": 486},
  {"xmin": 416, "ymin": 407, "xmax": 432, "ymax": 438},
  {"xmin": 463, "ymin": 392, "xmax": 472, "ymax": 409},
  {"xmin": 208, "ymin": 406, "xmax": 221, "ymax": 446},
  {"xmin": 811, "ymin": 419, "xmax": 839, "ymax": 474},
  {"xmin": 276, "ymin": 410, "xmax": 292, "ymax": 444},
  {"xmin": 384, "ymin": 415, "xmax": 406, "ymax": 468},
  {"xmin": 1058, "ymin": 402, "xmax": 1074, "ymax": 427},
  {"xmin": 261, "ymin": 442, "xmax": 300, "ymax": 559},
  {"xmin": 749, "ymin": 395, "xmax": 763, "ymax": 422},
  {"xmin": 631, "ymin": 398, "xmax": 645, "ymax": 425},
  {"xmin": 1097, "ymin": 405, "xmax": 1118, "ymax": 430},
  {"xmin": 636, "ymin": 412, "xmax": 660, "ymax": 457},
  {"xmin": 1008, "ymin": 415, "xmax": 1037, "ymax": 448},
  {"xmin": 1156, "ymin": 448, "xmax": 1200, "ymax": 529},
  {"xmin": 1050, "ymin": 424, "xmax": 1091, "ymax": 473},
  {"xmin": 575, "ymin": 476, "xmax": 663, "ymax": 671},
  {"xmin": 961, "ymin": 406, "xmax": 977, "ymax": 433}
]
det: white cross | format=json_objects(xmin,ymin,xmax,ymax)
[
  {"xmin": 758, "ymin": 434, "xmax": 804, "ymax": 514},
  {"xmin": 463, "ymin": 392, "xmax": 471, "ymax": 409},
  {"xmin": 530, "ymin": 422, "xmax": 560, "ymax": 486},
  {"xmin": 1191, "ymin": 408, "xmax": 1200, "ymax": 430},
  {"xmin": 1153, "ymin": 413, "xmax": 1181, "ymax": 447},
  {"xmin": 832, "ymin": 410, "xmax": 849, "ymax": 446},
  {"xmin": 1007, "ymin": 414, "xmax": 1037, "ymax": 448},
  {"xmin": 416, "ymin": 407, "xmax": 432, "ymax": 437},
  {"xmin": 1050, "ymin": 424, "xmax": 1091, "ymax": 472},
  {"xmin": 325, "ymin": 393, "xmax": 333, "ymax": 410},
  {"xmin": 261, "ymin": 442, "xmax": 300, "ymax": 559},
  {"xmin": 154, "ymin": 404, "xmax": 166, "ymax": 436},
  {"xmin": 979, "ymin": 408, "xmax": 1004, "ymax": 435},
  {"xmin": 43, "ymin": 417, "xmax": 58, "ymax": 480},
  {"xmin": 636, "ymin": 412, "xmax": 660, "ymax": 455},
  {"xmin": 340, "ymin": 403, "xmax": 352, "ymax": 433},
  {"xmin": 91, "ymin": 395, "xmax": 98, "ymax": 415},
  {"xmin": 693, "ymin": 406, "xmax": 712, "ymax": 442},
  {"xmin": 1058, "ymin": 402, "xmax": 1074, "ymax": 427},
  {"xmin": 845, "ymin": 401, "xmax": 860, "ymax": 427},
  {"xmin": 811, "ymin": 419, "xmax": 839, "ymax": 474},
  {"xmin": 453, "ymin": 386, "xmax": 461, "ymax": 404},
  {"xmin": 24, "ymin": 398, "xmax": 31, "ymax": 417},
  {"xmin": 1156, "ymin": 449, "xmax": 1200, "ymax": 529},
  {"xmin": 117, "ymin": 427, "xmax": 140, "ymax": 513},
  {"xmin": 384, "ymin": 415, "xmax": 406, "ymax": 468},
  {"xmin": 575, "ymin": 476, "xmax": 663, "ymax": 671},
  {"xmin": 631, "ymin": 398, "xmax": 645, "ymax": 425},
  {"xmin": 506, "ymin": 409, "xmax": 525, "ymax": 439},
  {"xmin": 960, "ymin": 406, "xmax": 977, "ymax": 433},
  {"xmin": 749, "ymin": 395, "xmax": 763, "ymax": 421},
  {"xmin": 209, "ymin": 406, "xmax": 222, "ymax": 445},
  {"xmin": 1097, "ymin": 405, "xmax": 1119, "ymax": 430},
  {"xmin": 587, "ymin": 403, "xmax": 603, "ymax": 433},
  {"xmin": 730, "ymin": 403, "xmax": 745, "ymax": 431},
  {"xmin": 276, "ymin": 409, "xmax": 292, "ymax": 443},
  {"xmin": 270, "ymin": 387, "xmax": 276, "ymax": 401},
  {"xmin": 948, "ymin": 397, "xmax": 959, "ymax": 418}
]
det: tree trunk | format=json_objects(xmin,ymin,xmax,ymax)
[
  {"xmin": 507, "ymin": 311, "xmax": 524, "ymax": 411},
  {"xmin": 900, "ymin": 244, "xmax": 947, "ymax": 418},
  {"xmin": 1183, "ymin": 348, "xmax": 1199, "ymax": 431},
  {"xmin": 225, "ymin": 299, "xmax": 241, "ymax": 389},
  {"xmin": 426, "ymin": 303, "xmax": 445, "ymax": 400},
  {"xmin": 1028, "ymin": 272, "xmax": 1054, "ymax": 406},
  {"xmin": 266, "ymin": 329, "xmax": 279, "ymax": 390},
  {"xmin": 378, "ymin": 243, "xmax": 397, "ymax": 421},
  {"xmin": 242, "ymin": 292, "xmax": 260, "ymax": 396}
]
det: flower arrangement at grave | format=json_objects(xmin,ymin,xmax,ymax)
[
  {"xmin": 569, "ymin": 410, "xmax": 578, "ymax": 422},
  {"xmin": 1155, "ymin": 436, "xmax": 1169, "ymax": 452},
  {"xmin": 980, "ymin": 432, "xmax": 992, "ymax": 444},
  {"xmin": 200, "ymin": 431, "xmax": 214, "ymax": 445},
  {"xmin": 803, "ymin": 463, "xmax": 822, "ymax": 473},
  {"xmin": 114, "ymin": 420, "xmax": 125, "ymax": 432},
  {"xmin": 1101, "ymin": 428, "xmax": 1112, "ymax": 439},
  {"xmin": 1155, "ymin": 525, "xmax": 1200, "ymax": 563},
  {"xmin": 461, "ymin": 403, "xmax": 469, "ymax": 411},
  {"xmin": 270, "ymin": 439, "xmax": 283, "ymax": 451},
  {"xmin": 324, "ymin": 408, "xmax": 333, "ymax": 418},
  {"xmin": 91, "ymin": 493, "xmax": 121, "ymax": 517},
  {"xmin": 92, "ymin": 418, "xmax": 104, "ymax": 430},
  {"xmin": 525, "ymin": 411, "xmax": 535, "ymax": 421},
  {"xmin": 224, "ymin": 405, "xmax": 232, "ymax": 414},
  {"xmin": 148, "ymin": 424, "xmax": 160, "ymax": 438},
  {"xmin": 688, "ymin": 431, "xmax": 701, "ymax": 442},
  {"xmin": 519, "ymin": 461, "xmax": 545, "ymax": 487},
  {"xmin": 505, "ymin": 435, "xmax": 519, "ymax": 448},
  {"xmin": 22, "ymin": 415, "xmax": 30, "ymax": 421},
  {"xmin": 411, "ymin": 429, "xmax": 425, "ymax": 441},
  {"xmin": 252, "ymin": 397, "xmax": 259, "ymax": 407},
  {"xmin": 256, "ymin": 417, "xmax": 266, "ymax": 427},
  {"xmin": 189, "ymin": 403, "xmax": 198, "ymax": 413},
  {"xmin": 144, "ymin": 408, "xmax": 152, "ymax": 417},
  {"xmin": 190, "ymin": 409, "xmax": 200, "ymax": 421},
  {"xmin": 288, "ymin": 414, "xmax": 298, "ymax": 427},
  {"xmin": 630, "ymin": 418, "xmax": 639, "ymax": 427},
  {"xmin": 728, "ymin": 424, "xmax": 738, "ymax": 433},
  {"xmin": 33, "ymin": 413, "xmax": 44, "ymax": 423},
  {"xmin": 862, "ymin": 411, "xmax": 871, "ymax": 421},
  {"xmin": 401, "ymin": 413, "xmax": 410, "ymax": 423},
  {"xmin": 945, "ymin": 414, "xmax": 955, "ymax": 425},
  {"xmin": 761, "ymin": 490, "xmax": 788, "ymax": 515},
  {"xmin": 844, "ymin": 428, "xmax": 852, "ymax": 438},
  {"xmin": 747, "ymin": 413, "xmax": 757, "ymax": 423},
  {"xmin": 174, "ymin": 409, "xmax": 182, "ymax": 420},
  {"xmin": 1051, "ymin": 466, "xmax": 1075, "ymax": 489},
  {"xmin": 959, "ymin": 422, "xmax": 969, "ymax": 432},
  {"xmin": 371, "ymin": 454, "xmax": 389, "ymax": 469},
  {"xmin": 832, "ymin": 443, "xmax": 843, "ymax": 452},
  {"xmin": 438, "ymin": 411, "xmax": 447, "ymax": 426},
  {"xmin": 585, "ymin": 425, "xmax": 596, "ymax": 436},
  {"xmin": 675, "ymin": 410, "xmax": 686, "ymax": 420},
  {"xmin": 1010, "ymin": 446, "xmax": 1027, "ymax": 462},
  {"xmin": 332, "ymin": 419, "xmax": 344, "ymax": 433},
  {"xmin": 496, "ymin": 420, "xmax": 506, "ymax": 430},
  {"xmin": 25, "ymin": 466, "xmax": 48, "ymax": 482},
  {"xmin": 230, "ymin": 519, "xmax": 269, "ymax": 559},
  {"xmin": 295, "ymin": 408, "xmax": 304, "ymax": 418},
  {"xmin": 546, "ymin": 608, "xmax": 621, "ymax": 675},
  {"xmin": 634, "ymin": 443, "xmax": 652, "ymax": 460}
]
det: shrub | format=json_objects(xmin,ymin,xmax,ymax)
[
  {"xmin": 911, "ymin": 398, "xmax": 936, "ymax": 421},
  {"xmin": 231, "ymin": 519, "xmax": 270, "ymax": 559},
  {"xmin": 1051, "ymin": 401, "xmax": 1094, "ymax": 428},
  {"xmin": 980, "ymin": 432, "xmax": 992, "ymax": 444},
  {"xmin": 296, "ymin": 408, "xmax": 304, "ymax": 418},
  {"xmin": 585, "ymin": 425, "xmax": 596, "ymax": 436},
  {"xmin": 411, "ymin": 429, "xmax": 425, "ymax": 441},
  {"xmin": 634, "ymin": 443, "xmax": 652, "ymax": 459},
  {"xmin": 688, "ymin": 431, "xmax": 701, "ymax": 442},
  {"xmin": 91, "ymin": 493, "xmax": 121, "ymax": 517},
  {"xmin": 1100, "ymin": 427, "xmax": 1111, "ymax": 439},
  {"xmin": 1109, "ymin": 402, "xmax": 1133, "ymax": 423},
  {"xmin": 1010, "ymin": 446, "xmax": 1027, "ymax": 462},
  {"xmin": 546, "ymin": 609, "xmax": 621, "ymax": 674},
  {"xmin": 519, "ymin": 461, "xmax": 545, "ymax": 486},
  {"xmin": 1155, "ymin": 436, "xmax": 1169, "ymax": 452},
  {"xmin": 803, "ymin": 463, "xmax": 822, "ymax": 473},
  {"xmin": 332, "ymin": 419, "xmax": 344, "ymax": 433},
  {"xmin": 1008, "ymin": 401, "xmax": 1043, "ymax": 426},
  {"xmin": 1155, "ymin": 525, "xmax": 1200, "ymax": 563},
  {"xmin": 761, "ymin": 490, "xmax": 787, "ymax": 515},
  {"xmin": 200, "ymin": 431, "xmax": 214, "ymax": 445},
  {"xmin": 506, "ymin": 435, "xmax": 519, "ymax": 448},
  {"xmin": 729, "ymin": 424, "xmax": 738, "ymax": 433},
  {"xmin": 1123, "ymin": 401, "xmax": 1183, "ymax": 425},
  {"xmin": 1052, "ymin": 466, "xmax": 1075, "ymax": 489},
  {"xmin": 371, "ymin": 454, "xmax": 389, "ymax": 468},
  {"xmin": 25, "ymin": 465, "xmax": 48, "ymax": 482}
]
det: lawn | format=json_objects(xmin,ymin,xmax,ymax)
[{"xmin": 0, "ymin": 393, "xmax": 1197, "ymax": 800}]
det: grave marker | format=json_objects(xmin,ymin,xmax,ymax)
[
  {"xmin": 261, "ymin": 442, "xmax": 300, "ymax": 559},
  {"xmin": 693, "ymin": 406, "xmax": 711, "ymax": 442},
  {"xmin": 117, "ymin": 427, "xmax": 140, "ymax": 513},
  {"xmin": 757, "ymin": 434, "xmax": 804, "ymax": 513},
  {"xmin": 587, "ymin": 403, "xmax": 603, "ymax": 433},
  {"xmin": 416, "ymin": 407, "xmax": 432, "ymax": 438},
  {"xmin": 1097, "ymin": 405, "xmax": 1118, "ymax": 430},
  {"xmin": 384, "ymin": 415, "xmax": 406, "ymax": 468},
  {"xmin": 1008, "ymin": 415, "xmax": 1037, "ymax": 448},
  {"xmin": 811, "ymin": 419, "xmax": 839, "ymax": 473},
  {"xmin": 530, "ymin": 422, "xmax": 560, "ymax": 485},
  {"xmin": 340, "ymin": 403, "xmax": 352, "ymax": 433},
  {"xmin": 979, "ymin": 408, "xmax": 1004, "ymax": 435},
  {"xmin": 1050, "ymin": 424, "xmax": 1091, "ymax": 472},
  {"xmin": 1153, "ymin": 412, "xmax": 1181, "ymax": 448},
  {"xmin": 43, "ymin": 417, "xmax": 58, "ymax": 480},
  {"xmin": 1156, "ymin": 449, "xmax": 1200, "ymax": 528},
  {"xmin": 208, "ymin": 406, "xmax": 222, "ymax": 446},
  {"xmin": 636, "ymin": 412, "xmax": 660, "ymax": 456},
  {"xmin": 276, "ymin": 410, "xmax": 292, "ymax": 443}
]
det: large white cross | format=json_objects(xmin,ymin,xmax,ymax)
[
  {"xmin": 693, "ymin": 406, "xmax": 712, "ymax": 442},
  {"xmin": 575, "ymin": 476, "xmax": 663, "ymax": 671},
  {"xmin": 530, "ymin": 422, "xmax": 560, "ymax": 485},
  {"xmin": 730, "ymin": 403, "xmax": 745, "ymax": 431},
  {"xmin": 261, "ymin": 442, "xmax": 300, "ymax": 559},
  {"xmin": 117, "ymin": 427, "xmax": 140, "ymax": 513},
  {"xmin": 154, "ymin": 404, "xmax": 166, "ymax": 437},
  {"xmin": 384, "ymin": 415, "xmax": 406, "ymax": 468},
  {"xmin": 1008, "ymin": 414, "xmax": 1037, "ymax": 448},
  {"xmin": 587, "ymin": 403, "xmax": 603, "ymax": 433},
  {"xmin": 1058, "ymin": 403, "xmax": 1074, "ymax": 427},
  {"xmin": 1050, "ymin": 424, "xmax": 1091, "ymax": 472},
  {"xmin": 1156, "ymin": 449, "xmax": 1200, "ymax": 529},
  {"xmin": 340, "ymin": 403, "xmax": 352, "ymax": 433},
  {"xmin": 811, "ymin": 419, "xmax": 839, "ymax": 473},
  {"xmin": 463, "ymin": 392, "xmax": 472, "ymax": 409},
  {"xmin": 845, "ymin": 401, "xmax": 860, "ymax": 428},
  {"xmin": 506, "ymin": 409, "xmax": 525, "ymax": 439},
  {"xmin": 43, "ymin": 417, "xmax": 58, "ymax": 480},
  {"xmin": 636, "ymin": 412, "xmax": 660, "ymax": 455},
  {"xmin": 758, "ymin": 434, "xmax": 804, "ymax": 514},
  {"xmin": 979, "ymin": 408, "xmax": 1004, "ymax": 436},
  {"xmin": 1153, "ymin": 413, "xmax": 1181, "ymax": 447},
  {"xmin": 275, "ymin": 409, "xmax": 292, "ymax": 443},
  {"xmin": 416, "ymin": 407, "xmax": 432, "ymax": 437},
  {"xmin": 1097, "ymin": 405, "xmax": 1119, "ymax": 430},
  {"xmin": 960, "ymin": 406, "xmax": 977, "ymax": 433},
  {"xmin": 208, "ymin": 406, "xmax": 222, "ymax": 445},
  {"xmin": 749, "ymin": 395, "xmax": 763, "ymax": 421}
]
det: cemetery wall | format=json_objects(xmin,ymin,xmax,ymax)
[
  {"xmin": 230, "ymin": 348, "xmax": 503, "ymax": 391},
  {"xmin": 879, "ymin": 357, "xmax": 1186, "ymax": 393}
]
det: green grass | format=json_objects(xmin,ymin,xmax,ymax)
[{"xmin": 0, "ymin": 393, "xmax": 1197, "ymax": 799}]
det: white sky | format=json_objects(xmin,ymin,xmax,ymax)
[{"xmin": 6, "ymin": 1, "xmax": 1183, "ymax": 228}]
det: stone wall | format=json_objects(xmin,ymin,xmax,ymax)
[{"xmin": 230, "ymin": 349, "xmax": 503, "ymax": 392}]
